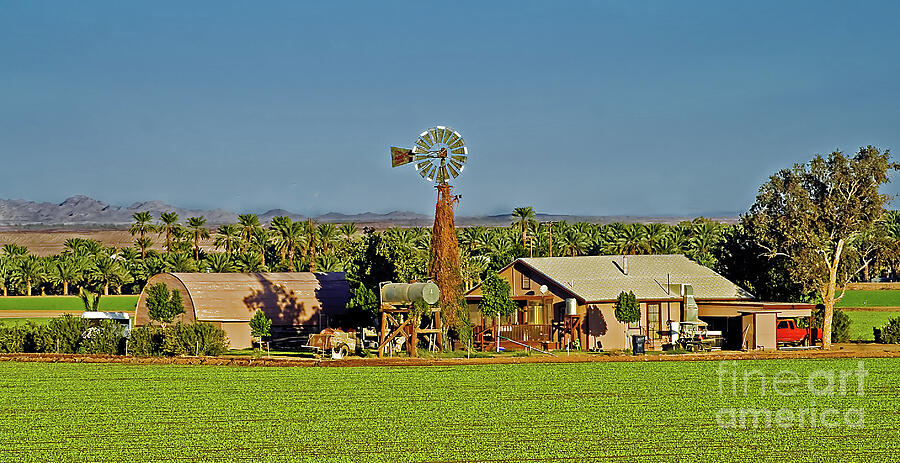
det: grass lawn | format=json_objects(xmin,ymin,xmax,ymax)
[
  {"xmin": 846, "ymin": 310, "xmax": 900, "ymax": 341},
  {"xmin": 0, "ymin": 359, "xmax": 895, "ymax": 462},
  {"xmin": 0, "ymin": 295, "xmax": 138, "ymax": 311},
  {"xmin": 835, "ymin": 290, "xmax": 900, "ymax": 308},
  {"xmin": 0, "ymin": 317, "xmax": 52, "ymax": 325}
]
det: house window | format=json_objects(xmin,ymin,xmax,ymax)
[{"xmin": 522, "ymin": 274, "xmax": 531, "ymax": 290}]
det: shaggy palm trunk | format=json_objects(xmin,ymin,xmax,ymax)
[
  {"xmin": 63, "ymin": 281, "xmax": 68, "ymax": 296},
  {"xmin": 430, "ymin": 184, "xmax": 464, "ymax": 331},
  {"xmin": 104, "ymin": 284, "xmax": 109, "ymax": 296},
  {"xmin": 26, "ymin": 281, "xmax": 31, "ymax": 296}
]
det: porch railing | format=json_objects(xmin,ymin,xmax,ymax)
[{"xmin": 497, "ymin": 324, "xmax": 552, "ymax": 342}]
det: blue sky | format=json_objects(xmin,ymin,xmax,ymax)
[{"xmin": 2, "ymin": 1, "xmax": 899, "ymax": 217}]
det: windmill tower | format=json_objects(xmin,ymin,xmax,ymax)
[{"xmin": 391, "ymin": 126, "xmax": 468, "ymax": 328}]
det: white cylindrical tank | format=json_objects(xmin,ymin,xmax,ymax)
[
  {"xmin": 565, "ymin": 298, "xmax": 577, "ymax": 316},
  {"xmin": 670, "ymin": 321, "xmax": 680, "ymax": 343}
]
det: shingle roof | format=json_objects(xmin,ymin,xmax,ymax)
[{"xmin": 517, "ymin": 255, "xmax": 753, "ymax": 302}]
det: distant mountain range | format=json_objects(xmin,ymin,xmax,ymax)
[{"xmin": 0, "ymin": 196, "xmax": 739, "ymax": 228}]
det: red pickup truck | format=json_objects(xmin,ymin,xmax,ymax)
[{"xmin": 776, "ymin": 319, "xmax": 822, "ymax": 346}]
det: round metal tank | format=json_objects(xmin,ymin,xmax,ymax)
[
  {"xmin": 381, "ymin": 282, "xmax": 440, "ymax": 305},
  {"xmin": 565, "ymin": 298, "xmax": 578, "ymax": 316}
]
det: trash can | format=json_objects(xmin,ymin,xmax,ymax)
[{"xmin": 632, "ymin": 335, "xmax": 646, "ymax": 355}]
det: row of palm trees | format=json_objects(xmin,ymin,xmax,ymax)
[{"xmin": 0, "ymin": 208, "xmax": 736, "ymax": 296}]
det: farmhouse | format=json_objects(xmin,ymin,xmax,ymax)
[
  {"xmin": 464, "ymin": 255, "xmax": 815, "ymax": 351},
  {"xmin": 134, "ymin": 272, "xmax": 350, "ymax": 349}
]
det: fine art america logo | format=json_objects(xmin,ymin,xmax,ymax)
[{"xmin": 715, "ymin": 361, "xmax": 867, "ymax": 429}]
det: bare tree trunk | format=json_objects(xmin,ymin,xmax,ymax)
[
  {"xmin": 63, "ymin": 281, "xmax": 69, "ymax": 296},
  {"xmin": 822, "ymin": 239, "xmax": 844, "ymax": 350},
  {"xmin": 104, "ymin": 284, "xmax": 109, "ymax": 296},
  {"xmin": 26, "ymin": 281, "xmax": 31, "ymax": 296}
]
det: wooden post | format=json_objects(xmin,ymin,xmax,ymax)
[
  {"xmin": 379, "ymin": 311, "xmax": 388, "ymax": 358},
  {"xmin": 434, "ymin": 309, "xmax": 443, "ymax": 351},
  {"xmin": 409, "ymin": 313, "xmax": 419, "ymax": 358}
]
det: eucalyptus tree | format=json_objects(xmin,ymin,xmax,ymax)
[
  {"xmin": 158, "ymin": 212, "xmax": 181, "ymax": 254},
  {"xmin": 186, "ymin": 216, "xmax": 211, "ymax": 260},
  {"xmin": 511, "ymin": 207, "xmax": 536, "ymax": 246},
  {"xmin": 742, "ymin": 146, "xmax": 897, "ymax": 349},
  {"xmin": 129, "ymin": 212, "xmax": 157, "ymax": 259}
]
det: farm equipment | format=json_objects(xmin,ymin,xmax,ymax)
[
  {"xmin": 305, "ymin": 329, "xmax": 360, "ymax": 359},
  {"xmin": 670, "ymin": 320, "xmax": 722, "ymax": 352}
]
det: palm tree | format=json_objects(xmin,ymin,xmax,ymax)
[
  {"xmin": 234, "ymin": 251, "xmax": 267, "ymax": 272},
  {"xmin": 166, "ymin": 252, "xmax": 199, "ymax": 273},
  {"xmin": 158, "ymin": 212, "xmax": 181, "ymax": 254},
  {"xmin": 187, "ymin": 216, "xmax": 210, "ymax": 260},
  {"xmin": 2, "ymin": 244, "xmax": 28, "ymax": 258},
  {"xmin": 238, "ymin": 214, "xmax": 262, "ymax": 247},
  {"xmin": 270, "ymin": 216, "xmax": 305, "ymax": 268},
  {"xmin": 0, "ymin": 256, "xmax": 11, "ymax": 296},
  {"xmin": 129, "ymin": 212, "xmax": 157, "ymax": 259},
  {"xmin": 248, "ymin": 228, "xmax": 269, "ymax": 267},
  {"xmin": 617, "ymin": 223, "xmax": 649, "ymax": 255},
  {"xmin": 302, "ymin": 219, "xmax": 320, "ymax": 272},
  {"xmin": 511, "ymin": 207, "xmax": 536, "ymax": 246},
  {"xmin": 202, "ymin": 252, "xmax": 234, "ymax": 273},
  {"xmin": 557, "ymin": 228, "xmax": 589, "ymax": 257},
  {"xmin": 318, "ymin": 223, "xmax": 340, "ymax": 255},
  {"xmin": 16, "ymin": 255, "xmax": 45, "ymax": 296},
  {"xmin": 214, "ymin": 224, "xmax": 241, "ymax": 255},
  {"xmin": 339, "ymin": 222, "xmax": 357, "ymax": 241},
  {"xmin": 90, "ymin": 254, "xmax": 122, "ymax": 295},
  {"xmin": 644, "ymin": 223, "xmax": 671, "ymax": 254},
  {"xmin": 52, "ymin": 257, "xmax": 83, "ymax": 295},
  {"xmin": 315, "ymin": 254, "xmax": 344, "ymax": 272}
]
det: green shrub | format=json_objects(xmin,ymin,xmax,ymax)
[
  {"xmin": 877, "ymin": 317, "xmax": 900, "ymax": 344},
  {"xmin": 129, "ymin": 325, "xmax": 164, "ymax": 357},
  {"xmin": 162, "ymin": 322, "xmax": 229, "ymax": 356},
  {"xmin": 47, "ymin": 315, "xmax": 90, "ymax": 354},
  {"xmin": 24, "ymin": 322, "xmax": 54, "ymax": 353},
  {"xmin": 0, "ymin": 325, "xmax": 27, "ymax": 353},
  {"xmin": 615, "ymin": 291, "xmax": 640, "ymax": 324},
  {"xmin": 811, "ymin": 306, "xmax": 852, "ymax": 343},
  {"xmin": 81, "ymin": 320, "xmax": 126, "ymax": 355}
]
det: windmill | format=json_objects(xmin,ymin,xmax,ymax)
[{"xmin": 391, "ymin": 126, "xmax": 468, "ymax": 329}]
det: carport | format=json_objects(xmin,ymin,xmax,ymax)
[{"xmin": 698, "ymin": 302, "xmax": 815, "ymax": 350}]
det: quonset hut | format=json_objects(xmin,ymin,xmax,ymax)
[{"xmin": 134, "ymin": 272, "xmax": 350, "ymax": 349}]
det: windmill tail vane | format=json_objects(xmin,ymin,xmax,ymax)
[{"xmin": 390, "ymin": 126, "xmax": 468, "ymax": 184}]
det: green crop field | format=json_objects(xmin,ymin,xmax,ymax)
[
  {"xmin": 0, "ymin": 295, "xmax": 138, "ymax": 311},
  {"xmin": 0, "ymin": 359, "xmax": 896, "ymax": 462},
  {"xmin": 0, "ymin": 317, "xmax": 52, "ymax": 325},
  {"xmin": 836, "ymin": 290, "xmax": 900, "ymax": 308},
  {"xmin": 847, "ymin": 310, "xmax": 900, "ymax": 341}
]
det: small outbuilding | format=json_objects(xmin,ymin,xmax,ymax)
[{"xmin": 134, "ymin": 272, "xmax": 350, "ymax": 349}]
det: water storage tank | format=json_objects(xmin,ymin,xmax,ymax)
[
  {"xmin": 381, "ymin": 282, "xmax": 440, "ymax": 305},
  {"xmin": 565, "ymin": 298, "xmax": 578, "ymax": 316}
]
